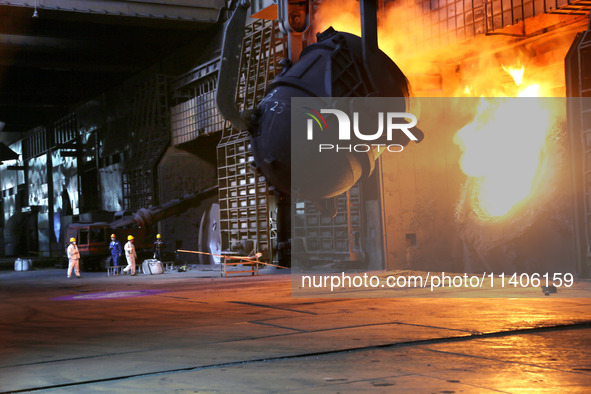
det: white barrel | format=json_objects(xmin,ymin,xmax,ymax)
[
  {"xmin": 14, "ymin": 258, "xmax": 31, "ymax": 271},
  {"xmin": 142, "ymin": 259, "xmax": 164, "ymax": 275}
]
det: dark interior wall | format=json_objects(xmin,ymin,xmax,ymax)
[
  {"xmin": 379, "ymin": 103, "xmax": 465, "ymax": 272},
  {"xmin": 361, "ymin": 171, "xmax": 385, "ymax": 271},
  {"xmin": 158, "ymin": 146, "xmax": 218, "ymax": 264},
  {"xmin": 157, "ymin": 26, "xmax": 223, "ymax": 76}
]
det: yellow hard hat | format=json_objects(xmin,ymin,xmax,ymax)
[
  {"xmin": 156, "ymin": 234, "xmax": 161, "ymax": 238},
  {"xmin": 111, "ymin": 234, "xmax": 116, "ymax": 238},
  {"xmin": 128, "ymin": 235, "xmax": 134, "ymax": 240},
  {"xmin": 70, "ymin": 237, "xmax": 76, "ymax": 243}
]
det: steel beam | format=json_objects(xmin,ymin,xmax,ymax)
[{"xmin": 0, "ymin": 0, "xmax": 225, "ymax": 22}]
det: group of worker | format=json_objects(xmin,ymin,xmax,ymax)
[
  {"xmin": 66, "ymin": 233, "xmax": 165, "ymax": 279},
  {"xmin": 107, "ymin": 234, "xmax": 138, "ymax": 276}
]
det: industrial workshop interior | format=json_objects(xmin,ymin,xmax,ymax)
[{"xmin": 1, "ymin": 0, "xmax": 590, "ymax": 392}]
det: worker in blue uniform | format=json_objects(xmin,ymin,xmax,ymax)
[{"xmin": 109, "ymin": 234, "xmax": 122, "ymax": 272}]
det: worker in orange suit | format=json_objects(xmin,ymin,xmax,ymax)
[{"xmin": 66, "ymin": 237, "xmax": 81, "ymax": 279}]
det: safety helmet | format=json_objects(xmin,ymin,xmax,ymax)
[
  {"xmin": 128, "ymin": 235, "xmax": 134, "ymax": 240},
  {"xmin": 70, "ymin": 237, "xmax": 76, "ymax": 243},
  {"xmin": 111, "ymin": 234, "xmax": 116, "ymax": 238},
  {"xmin": 156, "ymin": 234, "xmax": 161, "ymax": 239}
]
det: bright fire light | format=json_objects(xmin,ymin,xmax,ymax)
[
  {"xmin": 313, "ymin": 0, "xmax": 563, "ymax": 220},
  {"xmin": 453, "ymin": 96, "xmax": 553, "ymax": 218},
  {"xmin": 456, "ymin": 64, "xmax": 557, "ymax": 219},
  {"xmin": 502, "ymin": 64, "xmax": 525, "ymax": 86}
]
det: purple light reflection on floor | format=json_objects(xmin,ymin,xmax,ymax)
[{"xmin": 52, "ymin": 289, "xmax": 167, "ymax": 301}]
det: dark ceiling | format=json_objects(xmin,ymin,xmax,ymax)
[{"xmin": 0, "ymin": 3, "xmax": 224, "ymax": 134}]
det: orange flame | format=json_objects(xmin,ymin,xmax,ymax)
[
  {"xmin": 453, "ymin": 97, "xmax": 554, "ymax": 218},
  {"xmin": 313, "ymin": 0, "xmax": 566, "ymax": 220},
  {"xmin": 455, "ymin": 63, "xmax": 560, "ymax": 219},
  {"xmin": 502, "ymin": 64, "xmax": 525, "ymax": 86}
]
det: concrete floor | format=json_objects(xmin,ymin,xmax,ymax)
[{"xmin": 1, "ymin": 268, "xmax": 590, "ymax": 393}]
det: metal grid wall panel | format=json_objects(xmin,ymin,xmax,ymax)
[
  {"xmin": 0, "ymin": 0, "xmax": 225, "ymax": 22},
  {"xmin": 52, "ymin": 113, "xmax": 78, "ymax": 147},
  {"xmin": 293, "ymin": 184, "xmax": 363, "ymax": 261},
  {"xmin": 171, "ymin": 90, "xmax": 223, "ymax": 144},
  {"xmin": 170, "ymin": 59, "xmax": 223, "ymax": 145},
  {"xmin": 22, "ymin": 128, "xmax": 48, "ymax": 161},
  {"xmin": 235, "ymin": 21, "xmax": 286, "ymax": 112},
  {"xmin": 217, "ymin": 19, "xmax": 287, "ymax": 258},
  {"xmin": 218, "ymin": 132, "xmax": 273, "ymax": 255},
  {"xmin": 393, "ymin": 0, "xmax": 590, "ymax": 50},
  {"xmin": 123, "ymin": 74, "xmax": 171, "ymax": 210}
]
